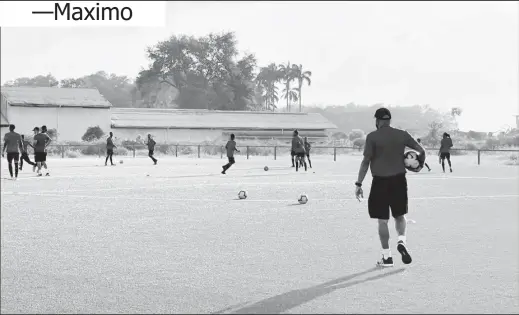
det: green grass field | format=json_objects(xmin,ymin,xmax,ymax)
[{"xmin": 1, "ymin": 155, "xmax": 518, "ymax": 314}]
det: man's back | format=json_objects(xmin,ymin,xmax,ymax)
[
  {"xmin": 293, "ymin": 136, "xmax": 305, "ymax": 153},
  {"xmin": 33, "ymin": 133, "xmax": 49, "ymax": 153},
  {"xmin": 4, "ymin": 132, "xmax": 21, "ymax": 153},
  {"xmin": 226, "ymin": 140, "xmax": 236, "ymax": 157},
  {"xmin": 364, "ymin": 126, "xmax": 419, "ymax": 177},
  {"xmin": 440, "ymin": 138, "xmax": 453, "ymax": 153}
]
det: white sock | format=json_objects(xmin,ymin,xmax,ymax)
[
  {"xmin": 398, "ymin": 235, "xmax": 407, "ymax": 243},
  {"xmin": 382, "ymin": 249, "xmax": 391, "ymax": 258}
]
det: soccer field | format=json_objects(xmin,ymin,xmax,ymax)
[{"xmin": 1, "ymin": 155, "xmax": 518, "ymax": 314}]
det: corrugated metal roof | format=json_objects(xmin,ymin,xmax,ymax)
[
  {"xmin": 1, "ymin": 87, "xmax": 112, "ymax": 108},
  {"xmin": 111, "ymin": 108, "xmax": 337, "ymax": 130}
]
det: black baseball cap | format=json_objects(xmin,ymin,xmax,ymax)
[{"xmin": 374, "ymin": 107, "xmax": 392, "ymax": 120}]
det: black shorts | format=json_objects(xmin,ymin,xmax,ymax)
[
  {"xmin": 440, "ymin": 152, "xmax": 451, "ymax": 160},
  {"xmin": 34, "ymin": 152, "xmax": 46, "ymax": 162},
  {"xmin": 107, "ymin": 149, "xmax": 114, "ymax": 155},
  {"xmin": 306, "ymin": 152, "xmax": 310, "ymax": 157},
  {"xmin": 6, "ymin": 152, "xmax": 19, "ymax": 163},
  {"xmin": 149, "ymin": 150, "xmax": 154, "ymax": 156},
  {"xmin": 227, "ymin": 157, "xmax": 236, "ymax": 164},
  {"xmin": 368, "ymin": 173, "xmax": 408, "ymax": 220},
  {"xmin": 296, "ymin": 152, "xmax": 305, "ymax": 158},
  {"xmin": 291, "ymin": 150, "xmax": 296, "ymax": 157}
]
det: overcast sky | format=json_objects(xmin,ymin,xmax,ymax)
[{"xmin": 1, "ymin": 1, "xmax": 517, "ymax": 131}]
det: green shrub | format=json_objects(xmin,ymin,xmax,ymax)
[{"xmin": 82, "ymin": 126, "xmax": 105, "ymax": 142}]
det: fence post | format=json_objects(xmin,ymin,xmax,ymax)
[
  {"xmin": 132, "ymin": 145, "xmax": 135, "ymax": 158},
  {"xmin": 247, "ymin": 146, "xmax": 249, "ymax": 160},
  {"xmin": 477, "ymin": 150, "xmax": 481, "ymax": 165},
  {"xmin": 274, "ymin": 146, "xmax": 277, "ymax": 160},
  {"xmin": 98, "ymin": 147, "xmax": 101, "ymax": 158},
  {"xmin": 198, "ymin": 145, "xmax": 200, "ymax": 158},
  {"xmin": 334, "ymin": 147, "xmax": 337, "ymax": 162},
  {"xmin": 61, "ymin": 145, "xmax": 64, "ymax": 158},
  {"xmin": 221, "ymin": 146, "xmax": 223, "ymax": 159}
]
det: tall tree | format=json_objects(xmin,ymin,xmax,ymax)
[
  {"xmin": 256, "ymin": 63, "xmax": 281, "ymax": 111},
  {"xmin": 278, "ymin": 61, "xmax": 297, "ymax": 111},
  {"xmin": 451, "ymin": 107, "xmax": 463, "ymax": 130},
  {"xmin": 292, "ymin": 64, "xmax": 312, "ymax": 112}
]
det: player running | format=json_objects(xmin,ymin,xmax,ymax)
[
  {"xmin": 40, "ymin": 125, "xmax": 52, "ymax": 175},
  {"xmin": 304, "ymin": 136, "xmax": 312, "ymax": 168},
  {"xmin": 416, "ymin": 138, "xmax": 431, "ymax": 172},
  {"xmin": 105, "ymin": 132, "xmax": 116, "ymax": 166},
  {"xmin": 439, "ymin": 132, "xmax": 453, "ymax": 173},
  {"xmin": 2, "ymin": 124, "xmax": 23, "ymax": 180},
  {"xmin": 145, "ymin": 134, "xmax": 158, "ymax": 165},
  {"xmin": 292, "ymin": 130, "xmax": 307, "ymax": 172},
  {"xmin": 354, "ymin": 108, "xmax": 425, "ymax": 267},
  {"xmin": 19, "ymin": 134, "xmax": 36, "ymax": 171},
  {"xmin": 32, "ymin": 127, "xmax": 51, "ymax": 176},
  {"xmin": 222, "ymin": 134, "xmax": 240, "ymax": 174}
]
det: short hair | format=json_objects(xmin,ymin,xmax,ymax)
[
  {"xmin": 293, "ymin": 130, "xmax": 299, "ymax": 136},
  {"xmin": 417, "ymin": 138, "xmax": 421, "ymax": 142},
  {"xmin": 9, "ymin": 124, "xmax": 15, "ymax": 131},
  {"xmin": 33, "ymin": 127, "xmax": 40, "ymax": 132},
  {"xmin": 41, "ymin": 125, "xmax": 47, "ymax": 131},
  {"xmin": 230, "ymin": 133, "xmax": 235, "ymax": 139},
  {"xmin": 374, "ymin": 108, "xmax": 392, "ymax": 120},
  {"xmin": 21, "ymin": 134, "xmax": 25, "ymax": 139},
  {"xmin": 109, "ymin": 132, "xmax": 113, "ymax": 136}
]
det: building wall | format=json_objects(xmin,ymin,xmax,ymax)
[
  {"xmin": 6, "ymin": 105, "xmax": 111, "ymax": 141},
  {"xmin": 113, "ymin": 128, "xmax": 223, "ymax": 143}
]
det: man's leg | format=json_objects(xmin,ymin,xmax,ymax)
[
  {"xmin": 105, "ymin": 154, "xmax": 110, "ymax": 165},
  {"xmin": 424, "ymin": 162, "xmax": 431, "ymax": 171},
  {"xmin": 291, "ymin": 152, "xmax": 295, "ymax": 167},
  {"xmin": 446, "ymin": 154, "xmax": 452, "ymax": 172},
  {"xmin": 368, "ymin": 177, "xmax": 393, "ymax": 267},
  {"xmin": 7, "ymin": 155, "xmax": 14, "ymax": 178},
  {"xmin": 441, "ymin": 156, "xmax": 446, "ymax": 172},
  {"xmin": 307, "ymin": 154, "xmax": 312, "ymax": 168},
  {"xmin": 390, "ymin": 175, "xmax": 412, "ymax": 264},
  {"xmin": 110, "ymin": 153, "xmax": 114, "ymax": 165},
  {"xmin": 20, "ymin": 154, "xmax": 24, "ymax": 170}
]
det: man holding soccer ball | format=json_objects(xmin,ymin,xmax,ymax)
[{"xmin": 354, "ymin": 108, "xmax": 425, "ymax": 267}]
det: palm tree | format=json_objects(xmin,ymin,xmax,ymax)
[
  {"xmin": 281, "ymin": 86, "xmax": 298, "ymax": 111},
  {"xmin": 278, "ymin": 61, "xmax": 297, "ymax": 111},
  {"xmin": 293, "ymin": 64, "xmax": 312, "ymax": 112},
  {"xmin": 256, "ymin": 63, "xmax": 282, "ymax": 111}
]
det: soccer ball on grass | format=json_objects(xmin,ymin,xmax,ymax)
[
  {"xmin": 298, "ymin": 194, "xmax": 309, "ymax": 204},
  {"xmin": 238, "ymin": 190, "xmax": 247, "ymax": 199},
  {"xmin": 264, "ymin": 166, "xmax": 269, "ymax": 171}
]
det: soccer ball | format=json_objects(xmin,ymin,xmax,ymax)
[
  {"xmin": 238, "ymin": 190, "xmax": 247, "ymax": 199},
  {"xmin": 264, "ymin": 166, "xmax": 269, "ymax": 171},
  {"xmin": 119, "ymin": 160, "xmax": 124, "ymax": 164},
  {"xmin": 298, "ymin": 194, "xmax": 309, "ymax": 204},
  {"xmin": 404, "ymin": 151, "xmax": 421, "ymax": 172}
]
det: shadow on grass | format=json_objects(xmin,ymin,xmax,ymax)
[{"xmin": 214, "ymin": 267, "xmax": 405, "ymax": 314}]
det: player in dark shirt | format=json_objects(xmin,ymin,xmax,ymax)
[
  {"xmin": 2, "ymin": 124, "xmax": 23, "ymax": 180},
  {"xmin": 222, "ymin": 134, "xmax": 240, "ymax": 174},
  {"xmin": 292, "ymin": 130, "xmax": 307, "ymax": 172},
  {"xmin": 145, "ymin": 134, "xmax": 158, "ymax": 165},
  {"xmin": 355, "ymin": 108, "xmax": 425, "ymax": 267},
  {"xmin": 304, "ymin": 137, "xmax": 312, "ymax": 168},
  {"xmin": 105, "ymin": 132, "xmax": 116, "ymax": 166},
  {"xmin": 439, "ymin": 133, "xmax": 453, "ymax": 173},
  {"xmin": 32, "ymin": 127, "xmax": 51, "ymax": 176},
  {"xmin": 40, "ymin": 125, "xmax": 52, "ymax": 176},
  {"xmin": 19, "ymin": 134, "xmax": 36, "ymax": 171}
]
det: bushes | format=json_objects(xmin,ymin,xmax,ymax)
[{"xmin": 82, "ymin": 126, "xmax": 105, "ymax": 142}]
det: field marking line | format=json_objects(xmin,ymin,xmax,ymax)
[
  {"xmin": 3, "ymin": 191, "xmax": 518, "ymax": 203},
  {"xmin": 1, "ymin": 174, "xmax": 518, "ymax": 195}
]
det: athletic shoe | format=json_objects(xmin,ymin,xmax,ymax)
[
  {"xmin": 376, "ymin": 256, "xmax": 394, "ymax": 267},
  {"xmin": 37, "ymin": 173, "xmax": 42, "ymax": 177},
  {"xmin": 19, "ymin": 167, "xmax": 22, "ymax": 171},
  {"xmin": 397, "ymin": 241, "xmax": 412, "ymax": 264},
  {"xmin": 450, "ymin": 168, "xmax": 453, "ymax": 173},
  {"xmin": 154, "ymin": 161, "xmax": 157, "ymax": 165},
  {"xmin": 45, "ymin": 173, "xmax": 50, "ymax": 176}
]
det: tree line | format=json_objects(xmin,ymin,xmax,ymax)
[{"xmin": 3, "ymin": 32, "xmax": 311, "ymax": 112}]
